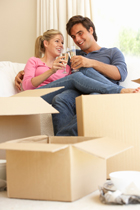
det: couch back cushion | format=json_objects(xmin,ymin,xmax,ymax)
[
  {"xmin": 0, "ymin": 61, "xmax": 25, "ymax": 97},
  {"xmin": 120, "ymin": 57, "xmax": 140, "ymax": 88}
]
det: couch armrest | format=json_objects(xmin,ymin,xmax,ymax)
[{"xmin": 0, "ymin": 61, "xmax": 25, "ymax": 97}]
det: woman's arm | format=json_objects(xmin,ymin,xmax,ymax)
[
  {"xmin": 31, "ymin": 57, "xmax": 67, "ymax": 87},
  {"xmin": 22, "ymin": 57, "xmax": 66, "ymax": 90},
  {"xmin": 31, "ymin": 68, "xmax": 55, "ymax": 87}
]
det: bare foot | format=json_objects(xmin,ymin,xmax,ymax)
[
  {"xmin": 120, "ymin": 88, "xmax": 140, "ymax": 93},
  {"xmin": 133, "ymin": 88, "xmax": 140, "ymax": 93},
  {"xmin": 134, "ymin": 87, "xmax": 140, "ymax": 92}
]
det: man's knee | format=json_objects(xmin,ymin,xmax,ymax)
[
  {"xmin": 52, "ymin": 93, "xmax": 66, "ymax": 106},
  {"xmin": 52, "ymin": 90, "xmax": 81, "ymax": 106}
]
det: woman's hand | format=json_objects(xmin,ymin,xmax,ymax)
[
  {"xmin": 15, "ymin": 70, "xmax": 24, "ymax": 91},
  {"xmin": 51, "ymin": 56, "xmax": 67, "ymax": 73}
]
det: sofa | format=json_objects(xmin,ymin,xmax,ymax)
[
  {"xmin": 0, "ymin": 61, "xmax": 54, "ymax": 136},
  {"xmin": 0, "ymin": 59, "xmax": 139, "ymax": 138}
]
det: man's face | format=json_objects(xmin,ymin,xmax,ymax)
[{"xmin": 70, "ymin": 23, "xmax": 94, "ymax": 53}]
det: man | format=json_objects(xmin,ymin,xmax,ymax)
[
  {"xmin": 15, "ymin": 15, "xmax": 137, "ymax": 136},
  {"xmin": 49, "ymin": 15, "xmax": 128, "ymax": 136}
]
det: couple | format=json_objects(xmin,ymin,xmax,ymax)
[{"xmin": 15, "ymin": 15, "xmax": 140, "ymax": 136}]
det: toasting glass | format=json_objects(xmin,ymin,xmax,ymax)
[
  {"xmin": 62, "ymin": 48, "xmax": 69, "ymax": 73},
  {"xmin": 70, "ymin": 46, "xmax": 79, "ymax": 73}
]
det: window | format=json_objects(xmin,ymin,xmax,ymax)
[{"xmin": 92, "ymin": 0, "xmax": 140, "ymax": 57}]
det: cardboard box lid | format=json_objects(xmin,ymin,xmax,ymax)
[
  {"xmin": 0, "ymin": 87, "xmax": 64, "ymax": 115},
  {"xmin": 0, "ymin": 141, "xmax": 68, "ymax": 153},
  {"xmin": 0, "ymin": 136, "xmax": 132, "ymax": 158},
  {"xmin": 0, "ymin": 135, "xmax": 68, "ymax": 153},
  {"xmin": 74, "ymin": 137, "xmax": 133, "ymax": 159},
  {"xmin": 0, "ymin": 97, "xmax": 58, "ymax": 115},
  {"xmin": 132, "ymin": 78, "xmax": 140, "ymax": 84},
  {"xmin": 13, "ymin": 87, "xmax": 64, "ymax": 97}
]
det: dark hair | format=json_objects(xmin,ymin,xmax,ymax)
[{"xmin": 66, "ymin": 15, "xmax": 97, "ymax": 41}]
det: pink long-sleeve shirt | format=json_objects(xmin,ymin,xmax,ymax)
[{"xmin": 22, "ymin": 57, "xmax": 71, "ymax": 90}]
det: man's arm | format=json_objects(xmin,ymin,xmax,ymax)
[
  {"xmin": 71, "ymin": 48, "xmax": 127, "ymax": 82},
  {"xmin": 15, "ymin": 70, "xmax": 24, "ymax": 91},
  {"xmin": 71, "ymin": 57, "xmax": 121, "ymax": 80}
]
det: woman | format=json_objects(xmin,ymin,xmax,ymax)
[
  {"xmin": 22, "ymin": 29, "xmax": 71, "ymax": 91},
  {"xmin": 22, "ymin": 29, "xmax": 139, "ymax": 104}
]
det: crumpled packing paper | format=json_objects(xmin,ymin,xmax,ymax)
[
  {"xmin": 99, "ymin": 181, "xmax": 140, "ymax": 205},
  {"xmin": 0, "ymin": 179, "xmax": 7, "ymax": 191}
]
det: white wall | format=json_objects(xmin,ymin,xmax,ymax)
[{"xmin": 0, "ymin": 0, "xmax": 36, "ymax": 63}]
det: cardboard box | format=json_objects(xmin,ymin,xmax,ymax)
[
  {"xmin": 76, "ymin": 94, "xmax": 140, "ymax": 176},
  {"xmin": 132, "ymin": 78, "xmax": 140, "ymax": 84},
  {"xmin": 0, "ymin": 135, "xmax": 132, "ymax": 202},
  {"xmin": 0, "ymin": 87, "xmax": 62, "ymax": 159}
]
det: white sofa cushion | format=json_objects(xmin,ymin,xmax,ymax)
[
  {"xmin": 0, "ymin": 61, "xmax": 25, "ymax": 97},
  {"xmin": 0, "ymin": 61, "xmax": 54, "ymax": 136},
  {"xmin": 120, "ymin": 56, "xmax": 140, "ymax": 88}
]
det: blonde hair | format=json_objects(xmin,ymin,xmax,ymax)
[{"xmin": 35, "ymin": 29, "xmax": 63, "ymax": 58}]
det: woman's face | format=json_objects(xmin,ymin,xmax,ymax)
[{"xmin": 45, "ymin": 34, "xmax": 64, "ymax": 57}]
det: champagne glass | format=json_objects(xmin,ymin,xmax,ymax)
[
  {"xmin": 70, "ymin": 46, "xmax": 76, "ymax": 57},
  {"xmin": 62, "ymin": 48, "xmax": 69, "ymax": 74},
  {"xmin": 70, "ymin": 46, "xmax": 79, "ymax": 73}
]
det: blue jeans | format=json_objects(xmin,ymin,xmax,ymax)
[
  {"xmin": 51, "ymin": 90, "xmax": 99, "ymax": 136},
  {"xmin": 39, "ymin": 67, "xmax": 124, "ymax": 104},
  {"xmin": 52, "ymin": 89, "xmax": 81, "ymax": 136},
  {"xmin": 39, "ymin": 67, "xmax": 124, "ymax": 136}
]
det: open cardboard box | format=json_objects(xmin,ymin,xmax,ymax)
[
  {"xmin": 76, "ymin": 93, "xmax": 140, "ymax": 177},
  {"xmin": 0, "ymin": 87, "xmax": 62, "ymax": 159},
  {"xmin": 0, "ymin": 135, "xmax": 132, "ymax": 202}
]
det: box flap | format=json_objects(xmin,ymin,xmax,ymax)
[
  {"xmin": 0, "ymin": 141, "xmax": 68, "ymax": 153},
  {"xmin": 74, "ymin": 137, "xmax": 132, "ymax": 159},
  {"xmin": 0, "ymin": 97, "xmax": 58, "ymax": 115},
  {"xmin": 13, "ymin": 87, "xmax": 64, "ymax": 97},
  {"xmin": 7, "ymin": 135, "xmax": 48, "ymax": 143},
  {"xmin": 132, "ymin": 78, "xmax": 140, "ymax": 84},
  {"xmin": 48, "ymin": 136, "xmax": 97, "ymax": 144}
]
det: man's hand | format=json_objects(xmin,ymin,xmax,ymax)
[
  {"xmin": 15, "ymin": 70, "xmax": 24, "ymax": 91},
  {"xmin": 71, "ymin": 56, "xmax": 91, "ymax": 69},
  {"xmin": 71, "ymin": 55, "xmax": 121, "ymax": 80}
]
